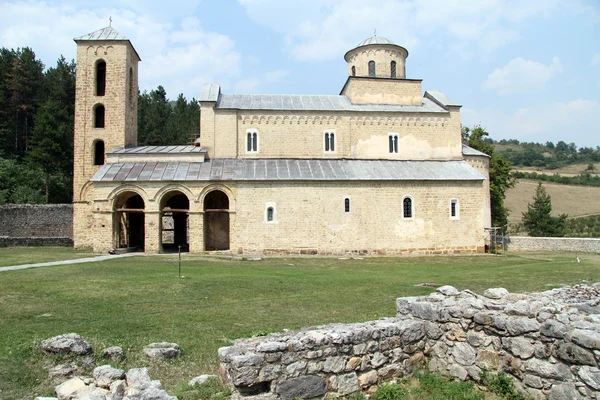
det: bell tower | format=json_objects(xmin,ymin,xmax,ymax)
[{"xmin": 72, "ymin": 26, "xmax": 141, "ymax": 248}]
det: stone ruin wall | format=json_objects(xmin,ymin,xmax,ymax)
[
  {"xmin": 219, "ymin": 284, "xmax": 600, "ymax": 399},
  {"xmin": 0, "ymin": 204, "xmax": 73, "ymax": 246}
]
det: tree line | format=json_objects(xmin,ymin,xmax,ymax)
[
  {"xmin": 493, "ymin": 138, "xmax": 600, "ymax": 169},
  {"xmin": 512, "ymin": 171, "xmax": 600, "ymax": 187},
  {"xmin": 0, "ymin": 47, "xmax": 199, "ymax": 205}
]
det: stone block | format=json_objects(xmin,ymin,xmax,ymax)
[{"xmin": 276, "ymin": 375, "xmax": 326, "ymax": 400}]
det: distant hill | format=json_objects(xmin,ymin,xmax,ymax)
[{"xmin": 492, "ymin": 138, "xmax": 599, "ymax": 172}]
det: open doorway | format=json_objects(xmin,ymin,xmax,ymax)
[
  {"xmin": 160, "ymin": 191, "xmax": 189, "ymax": 252},
  {"xmin": 204, "ymin": 190, "xmax": 230, "ymax": 250},
  {"xmin": 114, "ymin": 192, "xmax": 145, "ymax": 251}
]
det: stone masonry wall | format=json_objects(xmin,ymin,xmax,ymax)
[
  {"xmin": 505, "ymin": 237, "xmax": 600, "ymax": 253},
  {"xmin": 0, "ymin": 204, "xmax": 73, "ymax": 239},
  {"xmin": 219, "ymin": 284, "xmax": 600, "ymax": 399}
]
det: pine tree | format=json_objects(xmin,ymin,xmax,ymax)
[{"xmin": 522, "ymin": 182, "xmax": 568, "ymax": 237}]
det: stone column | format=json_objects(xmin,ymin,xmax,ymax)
[
  {"xmin": 144, "ymin": 211, "xmax": 160, "ymax": 253},
  {"xmin": 92, "ymin": 210, "xmax": 114, "ymax": 252},
  {"xmin": 188, "ymin": 211, "xmax": 204, "ymax": 253}
]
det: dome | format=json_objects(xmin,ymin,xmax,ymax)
[{"xmin": 355, "ymin": 36, "xmax": 395, "ymax": 47}]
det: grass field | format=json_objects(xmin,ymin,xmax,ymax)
[
  {"xmin": 512, "ymin": 163, "xmax": 600, "ymax": 177},
  {"xmin": 505, "ymin": 179, "xmax": 600, "ymax": 223},
  {"xmin": 0, "ymin": 246, "xmax": 95, "ymax": 267},
  {"xmin": 1, "ymin": 249, "xmax": 599, "ymax": 398}
]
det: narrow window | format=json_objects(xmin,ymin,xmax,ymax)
[
  {"xmin": 94, "ymin": 104, "xmax": 105, "ymax": 128},
  {"xmin": 265, "ymin": 203, "xmax": 277, "ymax": 223},
  {"xmin": 344, "ymin": 198, "xmax": 350, "ymax": 213},
  {"xmin": 351, "ymin": 66, "xmax": 356, "ymax": 76},
  {"xmin": 368, "ymin": 60, "xmax": 375, "ymax": 77},
  {"xmin": 450, "ymin": 199, "xmax": 459, "ymax": 219},
  {"xmin": 389, "ymin": 133, "xmax": 399, "ymax": 153},
  {"xmin": 324, "ymin": 131, "xmax": 335, "ymax": 152},
  {"xmin": 129, "ymin": 67, "xmax": 134, "ymax": 104},
  {"xmin": 403, "ymin": 197, "xmax": 413, "ymax": 218},
  {"xmin": 94, "ymin": 140, "xmax": 105, "ymax": 166},
  {"xmin": 96, "ymin": 61, "xmax": 106, "ymax": 96},
  {"xmin": 246, "ymin": 130, "xmax": 258, "ymax": 152},
  {"xmin": 391, "ymin": 61, "xmax": 396, "ymax": 78}
]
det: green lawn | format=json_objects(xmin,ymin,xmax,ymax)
[
  {"xmin": 0, "ymin": 246, "xmax": 96, "ymax": 267},
  {"xmin": 1, "ymin": 250, "xmax": 598, "ymax": 399}
]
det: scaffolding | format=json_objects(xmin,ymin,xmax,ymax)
[{"xmin": 485, "ymin": 226, "xmax": 507, "ymax": 255}]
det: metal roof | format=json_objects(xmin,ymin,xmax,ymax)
[
  {"xmin": 74, "ymin": 26, "xmax": 127, "ymax": 41},
  {"xmin": 214, "ymin": 93, "xmax": 446, "ymax": 113},
  {"xmin": 108, "ymin": 146, "xmax": 205, "ymax": 154},
  {"xmin": 356, "ymin": 36, "xmax": 395, "ymax": 47},
  {"xmin": 462, "ymin": 144, "xmax": 490, "ymax": 158},
  {"xmin": 425, "ymin": 90, "xmax": 460, "ymax": 108},
  {"xmin": 74, "ymin": 26, "xmax": 141, "ymax": 61},
  {"xmin": 200, "ymin": 84, "xmax": 221, "ymax": 102},
  {"xmin": 91, "ymin": 159, "xmax": 484, "ymax": 182}
]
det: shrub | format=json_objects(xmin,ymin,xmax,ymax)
[
  {"xmin": 482, "ymin": 372, "xmax": 527, "ymax": 400},
  {"xmin": 371, "ymin": 383, "xmax": 408, "ymax": 400}
]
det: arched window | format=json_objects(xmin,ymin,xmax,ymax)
[
  {"xmin": 368, "ymin": 60, "xmax": 375, "ymax": 77},
  {"xmin": 403, "ymin": 197, "xmax": 413, "ymax": 219},
  {"xmin": 246, "ymin": 130, "xmax": 258, "ymax": 152},
  {"xmin": 324, "ymin": 131, "xmax": 335, "ymax": 152},
  {"xmin": 94, "ymin": 105, "xmax": 105, "ymax": 128},
  {"xmin": 96, "ymin": 61, "xmax": 106, "ymax": 96},
  {"xmin": 391, "ymin": 61, "xmax": 397, "ymax": 78},
  {"xmin": 94, "ymin": 140, "xmax": 105, "ymax": 165},
  {"xmin": 265, "ymin": 203, "xmax": 277, "ymax": 223},
  {"xmin": 389, "ymin": 133, "xmax": 399, "ymax": 153},
  {"xmin": 351, "ymin": 66, "xmax": 356, "ymax": 76},
  {"xmin": 344, "ymin": 197, "xmax": 350, "ymax": 213}
]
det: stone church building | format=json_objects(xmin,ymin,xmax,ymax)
[{"xmin": 72, "ymin": 26, "xmax": 491, "ymax": 255}]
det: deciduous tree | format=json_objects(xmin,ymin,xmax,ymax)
[{"xmin": 463, "ymin": 126, "xmax": 515, "ymax": 227}]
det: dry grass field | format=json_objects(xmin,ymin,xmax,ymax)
[{"xmin": 505, "ymin": 179, "xmax": 600, "ymax": 223}]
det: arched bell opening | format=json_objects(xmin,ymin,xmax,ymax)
[
  {"xmin": 203, "ymin": 190, "xmax": 230, "ymax": 251},
  {"xmin": 114, "ymin": 192, "xmax": 145, "ymax": 251},
  {"xmin": 160, "ymin": 191, "xmax": 190, "ymax": 253}
]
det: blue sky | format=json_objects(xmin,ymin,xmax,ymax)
[{"xmin": 1, "ymin": 0, "xmax": 599, "ymax": 146}]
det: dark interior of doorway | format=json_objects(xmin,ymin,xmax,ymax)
[
  {"xmin": 204, "ymin": 190, "xmax": 230, "ymax": 251},
  {"xmin": 162, "ymin": 193, "xmax": 189, "ymax": 253}
]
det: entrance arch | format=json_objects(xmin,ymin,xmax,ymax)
[
  {"xmin": 160, "ymin": 191, "xmax": 190, "ymax": 252},
  {"xmin": 203, "ymin": 190, "xmax": 230, "ymax": 250},
  {"xmin": 114, "ymin": 192, "xmax": 145, "ymax": 251}
]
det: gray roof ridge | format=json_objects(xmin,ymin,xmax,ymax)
[
  {"xmin": 462, "ymin": 144, "xmax": 491, "ymax": 158},
  {"xmin": 74, "ymin": 26, "xmax": 127, "ymax": 41}
]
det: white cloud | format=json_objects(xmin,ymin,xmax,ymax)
[
  {"xmin": 462, "ymin": 99, "xmax": 600, "ymax": 147},
  {"xmin": 592, "ymin": 54, "xmax": 600, "ymax": 66},
  {"xmin": 232, "ymin": 70, "xmax": 291, "ymax": 93},
  {"xmin": 0, "ymin": 1, "xmax": 242, "ymax": 98},
  {"xmin": 234, "ymin": 77, "xmax": 261, "ymax": 93},
  {"xmin": 264, "ymin": 69, "xmax": 290, "ymax": 83},
  {"xmin": 483, "ymin": 57, "xmax": 562, "ymax": 95},
  {"xmin": 237, "ymin": 0, "xmax": 591, "ymax": 62}
]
